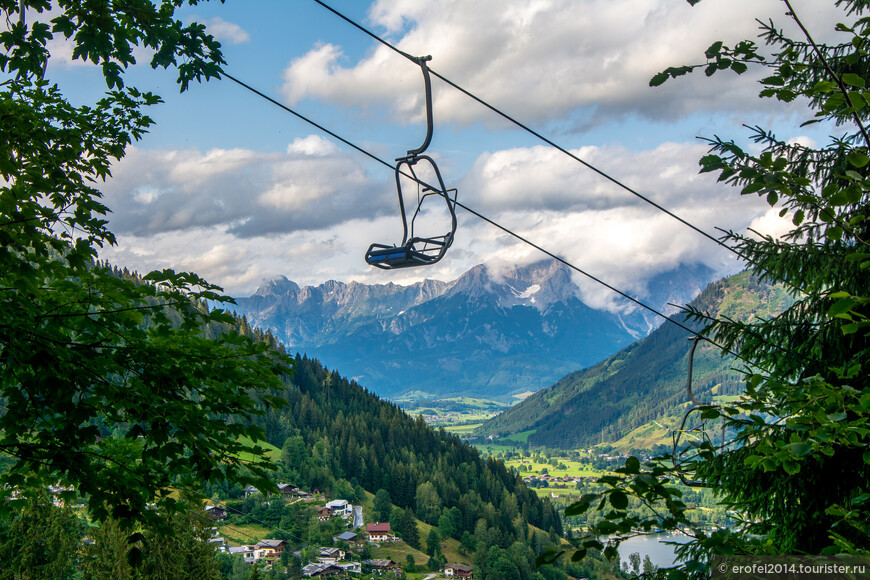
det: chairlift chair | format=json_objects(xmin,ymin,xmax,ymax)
[{"xmin": 365, "ymin": 55, "xmax": 458, "ymax": 270}]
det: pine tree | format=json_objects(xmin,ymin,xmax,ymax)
[{"xmin": 560, "ymin": 0, "xmax": 870, "ymax": 575}]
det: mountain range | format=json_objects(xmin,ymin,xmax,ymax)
[
  {"xmin": 233, "ymin": 259, "xmax": 716, "ymax": 402},
  {"xmin": 475, "ymin": 270, "xmax": 794, "ymax": 448}
]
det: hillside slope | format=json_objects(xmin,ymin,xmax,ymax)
[{"xmin": 476, "ymin": 271, "xmax": 793, "ymax": 448}]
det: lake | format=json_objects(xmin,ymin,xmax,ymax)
[{"xmin": 616, "ymin": 532, "xmax": 692, "ymax": 569}]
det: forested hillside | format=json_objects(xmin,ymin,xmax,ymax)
[
  {"xmin": 235, "ymin": 353, "xmax": 563, "ymax": 541},
  {"xmin": 477, "ymin": 271, "xmax": 793, "ymax": 448}
]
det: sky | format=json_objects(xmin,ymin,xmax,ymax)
[{"xmin": 35, "ymin": 0, "xmax": 853, "ymax": 311}]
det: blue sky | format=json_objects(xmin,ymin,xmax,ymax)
[{"xmin": 32, "ymin": 0, "xmax": 851, "ymax": 310}]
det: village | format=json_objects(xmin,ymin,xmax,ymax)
[{"xmin": 202, "ymin": 483, "xmax": 476, "ymax": 578}]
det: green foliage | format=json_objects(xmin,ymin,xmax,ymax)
[
  {"xmin": 374, "ymin": 489, "xmax": 393, "ymax": 523},
  {"xmin": 391, "ymin": 506, "xmax": 420, "ymax": 549},
  {"xmin": 80, "ymin": 505, "xmax": 221, "ymax": 579},
  {"xmin": 0, "ymin": 494, "xmax": 83, "ymax": 579},
  {"xmin": 415, "ymin": 481, "xmax": 443, "ymax": 525},
  {"xmin": 255, "ymin": 355, "xmax": 562, "ymax": 543},
  {"xmin": 554, "ymin": 1, "xmax": 870, "ymax": 577},
  {"xmin": 0, "ymin": 0, "xmax": 293, "ymax": 533}
]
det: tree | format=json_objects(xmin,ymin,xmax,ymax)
[
  {"xmin": 415, "ymin": 481, "xmax": 442, "ymax": 524},
  {"xmin": 0, "ymin": 494, "xmax": 83, "ymax": 578},
  {"xmin": 438, "ymin": 506, "xmax": 461, "ymax": 539},
  {"xmin": 427, "ymin": 552, "xmax": 446, "ymax": 572},
  {"xmin": 286, "ymin": 554, "xmax": 303, "ymax": 580},
  {"xmin": 80, "ymin": 506, "xmax": 221, "ymax": 579},
  {"xmin": 373, "ymin": 488, "xmax": 393, "ymax": 522},
  {"xmin": 0, "ymin": 0, "xmax": 292, "ymax": 535},
  {"xmin": 426, "ymin": 528, "xmax": 443, "ymax": 558},
  {"xmin": 556, "ymin": 0, "xmax": 870, "ymax": 575},
  {"xmin": 390, "ymin": 506, "xmax": 420, "ymax": 549}
]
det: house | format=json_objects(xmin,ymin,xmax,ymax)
[
  {"xmin": 318, "ymin": 547, "xmax": 345, "ymax": 563},
  {"xmin": 208, "ymin": 535, "xmax": 228, "ymax": 552},
  {"xmin": 303, "ymin": 563, "xmax": 343, "ymax": 577},
  {"xmin": 336, "ymin": 561, "xmax": 362, "ymax": 574},
  {"xmin": 243, "ymin": 485, "xmax": 259, "ymax": 498},
  {"xmin": 317, "ymin": 506, "xmax": 332, "ymax": 521},
  {"xmin": 364, "ymin": 559, "xmax": 398, "ymax": 573},
  {"xmin": 278, "ymin": 483, "xmax": 299, "ymax": 498},
  {"xmin": 366, "ymin": 523, "xmax": 392, "ymax": 542},
  {"xmin": 326, "ymin": 499, "xmax": 351, "ymax": 516},
  {"xmin": 445, "ymin": 563, "xmax": 473, "ymax": 579},
  {"xmin": 257, "ymin": 547, "xmax": 279, "ymax": 564},
  {"xmin": 256, "ymin": 538, "xmax": 287, "ymax": 554},
  {"xmin": 230, "ymin": 543, "xmax": 280, "ymax": 565},
  {"xmin": 204, "ymin": 505, "xmax": 227, "ymax": 520},
  {"xmin": 333, "ymin": 531, "xmax": 358, "ymax": 544}
]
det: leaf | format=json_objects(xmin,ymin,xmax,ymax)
[
  {"xmin": 842, "ymin": 73, "xmax": 866, "ymax": 88},
  {"xmin": 827, "ymin": 412, "xmax": 848, "ymax": 422},
  {"xmin": 705, "ymin": 41, "xmax": 723, "ymax": 59},
  {"xmin": 842, "ymin": 323, "xmax": 861, "ymax": 335},
  {"xmin": 782, "ymin": 461, "xmax": 800, "ymax": 475},
  {"xmin": 650, "ymin": 72, "xmax": 669, "ymax": 87},
  {"xmin": 731, "ymin": 61, "xmax": 748, "ymax": 74},
  {"xmin": 535, "ymin": 549, "xmax": 563, "ymax": 566},
  {"xmin": 766, "ymin": 191, "xmax": 779, "ymax": 206},
  {"xmin": 788, "ymin": 442, "xmax": 813, "ymax": 457},
  {"xmin": 848, "ymin": 151, "xmax": 870, "ymax": 168},
  {"xmin": 609, "ymin": 490, "xmax": 629, "ymax": 510},
  {"xmin": 741, "ymin": 182, "xmax": 764, "ymax": 194},
  {"xmin": 596, "ymin": 521, "xmax": 617, "ymax": 534},
  {"xmin": 565, "ymin": 495, "xmax": 596, "ymax": 516}
]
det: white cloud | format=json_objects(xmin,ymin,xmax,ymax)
[
  {"xmin": 203, "ymin": 17, "xmax": 251, "ymax": 45},
  {"xmin": 281, "ymin": 0, "xmax": 848, "ymax": 129},
  {"xmin": 100, "ymin": 141, "xmax": 391, "ymax": 239},
  {"xmin": 97, "ymin": 138, "xmax": 773, "ymax": 299},
  {"xmin": 287, "ymin": 135, "xmax": 340, "ymax": 156}
]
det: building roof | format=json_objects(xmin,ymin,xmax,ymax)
[
  {"xmin": 446, "ymin": 563, "xmax": 474, "ymax": 573},
  {"xmin": 364, "ymin": 559, "xmax": 396, "ymax": 568},
  {"xmin": 304, "ymin": 563, "xmax": 339, "ymax": 577},
  {"xmin": 326, "ymin": 499, "xmax": 349, "ymax": 509},
  {"xmin": 366, "ymin": 522, "xmax": 391, "ymax": 533},
  {"xmin": 334, "ymin": 531, "xmax": 358, "ymax": 541},
  {"xmin": 257, "ymin": 538, "xmax": 286, "ymax": 548}
]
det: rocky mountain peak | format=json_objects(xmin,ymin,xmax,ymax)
[{"xmin": 254, "ymin": 275, "xmax": 299, "ymax": 297}]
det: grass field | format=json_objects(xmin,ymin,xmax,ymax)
[
  {"xmin": 442, "ymin": 423, "xmax": 482, "ymax": 434},
  {"xmin": 218, "ymin": 522, "xmax": 273, "ymax": 546},
  {"xmin": 234, "ymin": 435, "xmax": 282, "ymax": 463},
  {"xmin": 503, "ymin": 457, "xmax": 605, "ymax": 478}
]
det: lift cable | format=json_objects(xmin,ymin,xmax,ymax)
[
  {"xmin": 311, "ymin": 0, "xmax": 744, "ymax": 261},
  {"xmin": 220, "ymin": 70, "xmax": 745, "ymax": 362}
]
